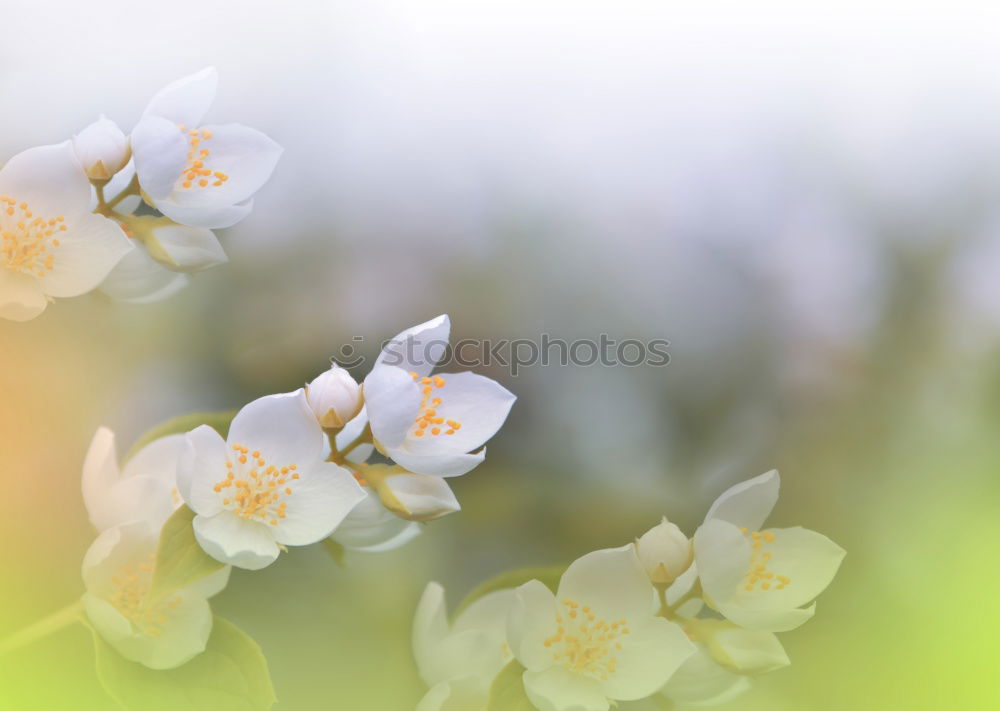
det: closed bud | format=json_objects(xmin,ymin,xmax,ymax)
[
  {"xmin": 306, "ymin": 365, "xmax": 363, "ymax": 429},
  {"xmin": 365, "ymin": 465, "xmax": 461, "ymax": 522},
  {"xmin": 636, "ymin": 516, "xmax": 692, "ymax": 585},
  {"xmin": 74, "ymin": 116, "xmax": 131, "ymax": 180}
]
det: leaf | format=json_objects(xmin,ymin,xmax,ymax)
[
  {"xmin": 320, "ymin": 538, "xmax": 346, "ymax": 567},
  {"xmin": 124, "ymin": 411, "xmax": 237, "ymax": 464},
  {"xmin": 91, "ymin": 616, "xmax": 277, "ymax": 711},
  {"xmin": 149, "ymin": 506, "xmax": 224, "ymax": 602},
  {"xmin": 454, "ymin": 565, "xmax": 565, "ymax": 619},
  {"xmin": 486, "ymin": 661, "xmax": 535, "ymax": 711}
]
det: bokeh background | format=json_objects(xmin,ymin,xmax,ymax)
[{"xmin": 2, "ymin": 1, "xmax": 999, "ymax": 708}]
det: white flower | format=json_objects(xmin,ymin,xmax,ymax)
[
  {"xmin": 635, "ymin": 517, "xmax": 692, "ymax": 585},
  {"xmin": 177, "ymin": 390, "xmax": 367, "ymax": 570},
  {"xmin": 692, "ymin": 470, "xmax": 845, "ymax": 632},
  {"xmin": 82, "ymin": 521, "xmax": 230, "ymax": 669},
  {"xmin": 82, "ymin": 427, "xmax": 184, "ymax": 532},
  {"xmin": 328, "ymin": 488, "xmax": 421, "ymax": 552},
  {"xmin": 413, "ymin": 582, "xmax": 516, "ymax": 711},
  {"xmin": 659, "ymin": 643, "xmax": 751, "ymax": 707},
  {"xmin": 306, "ymin": 364, "xmax": 364, "ymax": 429},
  {"xmin": 507, "ymin": 545, "xmax": 695, "ymax": 711},
  {"xmin": 73, "ymin": 116, "xmax": 131, "ymax": 181},
  {"xmin": 0, "ymin": 142, "xmax": 132, "ymax": 321},
  {"xmin": 363, "ymin": 315, "xmax": 516, "ymax": 477},
  {"xmin": 363, "ymin": 464, "xmax": 461, "ymax": 522},
  {"xmin": 131, "ymin": 67, "xmax": 282, "ymax": 229}
]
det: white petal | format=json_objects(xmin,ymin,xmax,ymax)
[
  {"xmin": 105, "ymin": 160, "xmax": 137, "ymax": 203},
  {"xmin": 37, "ymin": 213, "xmax": 133, "ymax": 298},
  {"xmin": 110, "ymin": 593, "xmax": 213, "ymax": 670},
  {"xmin": 146, "ymin": 224, "xmax": 227, "ymax": 272},
  {"xmin": 143, "ymin": 67, "xmax": 218, "ymax": 126},
  {"xmin": 507, "ymin": 579, "xmax": 558, "ymax": 672},
  {"xmin": 155, "ymin": 199, "xmax": 254, "ymax": 229},
  {"xmin": 715, "ymin": 601, "xmax": 816, "ymax": 633},
  {"xmin": 81, "ymin": 427, "xmax": 122, "ymax": 530},
  {"xmin": 227, "ymin": 390, "xmax": 323, "ymax": 467},
  {"xmin": 101, "ymin": 475, "xmax": 177, "ymax": 532},
  {"xmin": 378, "ymin": 471, "xmax": 461, "ymax": 521},
  {"xmin": 99, "ymin": 243, "xmax": 189, "ymax": 303},
  {"xmin": 185, "ymin": 565, "xmax": 231, "ymax": 599},
  {"xmin": 329, "ymin": 488, "xmax": 420, "ymax": 551},
  {"xmin": 376, "ymin": 314, "xmax": 451, "ymax": 376},
  {"xmin": 178, "ymin": 425, "xmax": 229, "ymax": 514},
  {"xmin": 193, "ymin": 510, "xmax": 279, "ymax": 570},
  {"xmin": 710, "ymin": 625, "xmax": 789, "ymax": 674},
  {"xmin": 334, "ymin": 407, "xmax": 374, "ymax": 463},
  {"xmin": 692, "ymin": 519, "xmax": 751, "ymax": 605},
  {"xmin": 364, "ymin": 366, "xmax": 422, "ymax": 449},
  {"xmin": 272, "ymin": 462, "xmax": 366, "ymax": 546},
  {"xmin": 600, "ymin": 618, "xmax": 694, "ymax": 701},
  {"xmin": 704, "ymin": 469, "xmax": 780, "ymax": 531},
  {"xmin": 397, "ymin": 372, "xmax": 515, "ymax": 455},
  {"xmin": 166, "ymin": 123, "xmax": 281, "ymax": 207},
  {"xmin": 454, "ymin": 588, "xmax": 517, "ymax": 639},
  {"xmin": 122, "ymin": 434, "xmax": 185, "ymax": 489},
  {"xmin": 557, "ymin": 545, "xmax": 658, "ymax": 623},
  {"xmin": 0, "ymin": 142, "xmax": 91, "ymax": 217},
  {"xmin": 523, "ymin": 666, "xmax": 609, "ymax": 711},
  {"xmin": 413, "ymin": 582, "xmax": 450, "ymax": 680},
  {"xmin": 661, "ymin": 644, "xmax": 751, "ymax": 707},
  {"xmin": 386, "ymin": 447, "xmax": 485, "ymax": 478},
  {"xmin": 416, "ymin": 677, "xmax": 488, "ymax": 711},
  {"xmin": 83, "ymin": 594, "xmax": 134, "ymax": 645},
  {"xmin": 0, "ymin": 269, "xmax": 47, "ymax": 321},
  {"xmin": 132, "ymin": 116, "xmax": 188, "ymax": 199},
  {"xmin": 82, "ymin": 522, "xmax": 157, "ymax": 597}
]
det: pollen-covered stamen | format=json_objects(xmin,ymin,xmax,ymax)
[
  {"xmin": 176, "ymin": 125, "xmax": 230, "ymax": 190},
  {"xmin": 408, "ymin": 372, "xmax": 463, "ymax": 437},
  {"xmin": 214, "ymin": 443, "xmax": 299, "ymax": 527},
  {"xmin": 109, "ymin": 553, "xmax": 182, "ymax": 637},
  {"xmin": 739, "ymin": 528, "xmax": 791, "ymax": 592},
  {"xmin": 0, "ymin": 195, "xmax": 66, "ymax": 277},
  {"xmin": 543, "ymin": 599, "xmax": 629, "ymax": 681}
]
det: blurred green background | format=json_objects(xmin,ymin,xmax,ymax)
[{"xmin": 2, "ymin": 1, "xmax": 1000, "ymax": 709}]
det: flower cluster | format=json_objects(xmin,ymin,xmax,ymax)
[
  {"xmin": 78, "ymin": 315, "xmax": 514, "ymax": 667},
  {"xmin": 413, "ymin": 470, "xmax": 845, "ymax": 710},
  {"xmin": 0, "ymin": 68, "xmax": 281, "ymax": 320}
]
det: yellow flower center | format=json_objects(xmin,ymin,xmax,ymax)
[
  {"xmin": 740, "ymin": 529, "xmax": 791, "ymax": 592},
  {"xmin": 543, "ymin": 598, "xmax": 629, "ymax": 681},
  {"xmin": 0, "ymin": 196, "xmax": 67, "ymax": 277},
  {"xmin": 109, "ymin": 553, "xmax": 181, "ymax": 637},
  {"xmin": 408, "ymin": 372, "xmax": 463, "ymax": 437},
  {"xmin": 177, "ymin": 126, "xmax": 230, "ymax": 190},
  {"xmin": 213, "ymin": 443, "xmax": 300, "ymax": 526}
]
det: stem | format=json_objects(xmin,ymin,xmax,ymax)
[
  {"xmin": 327, "ymin": 423, "xmax": 372, "ymax": 465},
  {"xmin": 0, "ymin": 599, "xmax": 84, "ymax": 656},
  {"xmin": 106, "ymin": 175, "xmax": 140, "ymax": 210}
]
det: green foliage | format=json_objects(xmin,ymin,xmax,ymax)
[
  {"xmin": 123, "ymin": 411, "xmax": 236, "ymax": 463},
  {"xmin": 149, "ymin": 506, "xmax": 224, "ymax": 603},
  {"xmin": 454, "ymin": 565, "xmax": 564, "ymax": 619},
  {"xmin": 486, "ymin": 661, "xmax": 535, "ymax": 711},
  {"xmin": 91, "ymin": 617, "xmax": 276, "ymax": 711}
]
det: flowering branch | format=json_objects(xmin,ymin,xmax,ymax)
[{"xmin": 0, "ymin": 599, "xmax": 83, "ymax": 656}]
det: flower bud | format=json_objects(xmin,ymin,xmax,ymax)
[
  {"xmin": 141, "ymin": 220, "xmax": 228, "ymax": 273},
  {"xmin": 74, "ymin": 116, "xmax": 131, "ymax": 180},
  {"xmin": 365, "ymin": 465, "xmax": 460, "ymax": 522},
  {"xmin": 636, "ymin": 517, "xmax": 692, "ymax": 585},
  {"xmin": 306, "ymin": 365, "xmax": 363, "ymax": 429}
]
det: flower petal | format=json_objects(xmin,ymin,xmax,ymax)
[
  {"xmin": 0, "ymin": 269, "xmax": 47, "ymax": 321},
  {"xmin": 704, "ymin": 469, "xmax": 780, "ymax": 531},
  {"xmin": 155, "ymin": 199, "xmax": 254, "ymax": 229},
  {"xmin": 81, "ymin": 427, "xmax": 122, "ymax": 530},
  {"xmin": 142, "ymin": 67, "xmax": 218, "ymax": 126},
  {"xmin": 523, "ymin": 666, "xmax": 609, "ymax": 711},
  {"xmin": 376, "ymin": 314, "xmax": 451, "ymax": 376},
  {"xmin": 122, "ymin": 434, "xmax": 185, "ymax": 489},
  {"xmin": 147, "ymin": 224, "xmax": 227, "ymax": 273},
  {"xmin": 178, "ymin": 425, "xmax": 229, "ymax": 514},
  {"xmin": 329, "ymin": 488, "xmax": 420, "ymax": 551},
  {"xmin": 557, "ymin": 545, "xmax": 658, "ymax": 623},
  {"xmin": 193, "ymin": 510, "xmax": 279, "ymax": 570},
  {"xmin": 508, "ymin": 579, "xmax": 559, "ymax": 672},
  {"xmin": 111, "ymin": 593, "xmax": 213, "ymax": 670},
  {"xmin": 0, "ymin": 142, "xmax": 91, "ymax": 216},
  {"xmin": 35, "ymin": 213, "xmax": 132, "ymax": 298},
  {"xmin": 185, "ymin": 565, "xmax": 231, "ymax": 599},
  {"xmin": 132, "ymin": 116, "xmax": 188, "ymax": 199},
  {"xmin": 99, "ymin": 243, "xmax": 189, "ymax": 304},
  {"xmin": 334, "ymin": 407, "xmax": 374, "ymax": 463},
  {"xmin": 364, "ymin": 365, "xmax": 422, "ymax": 449},
  {"xmin": 715, "ymin": 601, "xmax": 817, "ymax": 632},
  {"xmin": 661, "ymin": 643, "xmax": 751, "ymax": 707},
  {"xmin": 600, "ymin": 617, "xmax": 694, "ymax": 701},
  {"xmin": 385, "ymin": 447, "xmax": 486, "ymax": 478},
  {"xmin": 692, "ymin": 519, "xmax": 751, "ymax": 605},
  {"xmin": 226, "ymin": 390, "xmax": 323, "ymax": 467},
  {"xmin": 272, "ymin": 462, "xmax": 366, "ymax": 546},
  {"xmin": 709, "ymin": 625, "xmax": 789, "ymax": 674},
  {"xmin": 377, "ymin": 470, "xmax": 461, "ymax": 521}
]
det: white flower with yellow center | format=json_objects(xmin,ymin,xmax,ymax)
[
  {"xmin": 0, "ymin": 142, "xmax": 133, "ymax": 321},
  {"xmin": 131, "ymin": 67, "xmax": 282, "ymax": 229},
  {"xmin": 507, "ymin": 545, "xmax": 695, "ymax": 711},
  {"xmin": 693, "ymin": 470, "xmax": 846, "ymax": 632},
  {"xmin": 363, "ymin": 315, "xmax": 516, "ymax": 477},
  {"xmin": 82, "ymin": 427, "xmax": 185, "ymax": 532},
  {"xmin": 177, "ymin": 390, "xmax": 366, "ymax": 570},
  {"xmin": 83, "ymin": 521, "xmax": 230, "ymax": 669},
  {"xmin": 413, "ymin": 582, "xmax": 516, "ymax": 711}
]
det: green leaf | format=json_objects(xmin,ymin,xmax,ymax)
[
  {"xmin": 454, "ymin": 565, "xmax": 565, "ymax": 619},
  {"xmin": 320, "ymin": 538, "xmax": 346, "ymax": 567},
  {"xmin": 124, "ymin": 411, "xmax": 237, "ymax": 464},
  {"xmin": 91, "ymin": 616, "xmax": 276, "ymax": 711},
  {"xmin": 486, "ymin": 661, "xmax": 535, "ymax": 711},
  {"xmin": 149, "ymin": 506, "xmax": 224, "ymax": 603}
]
